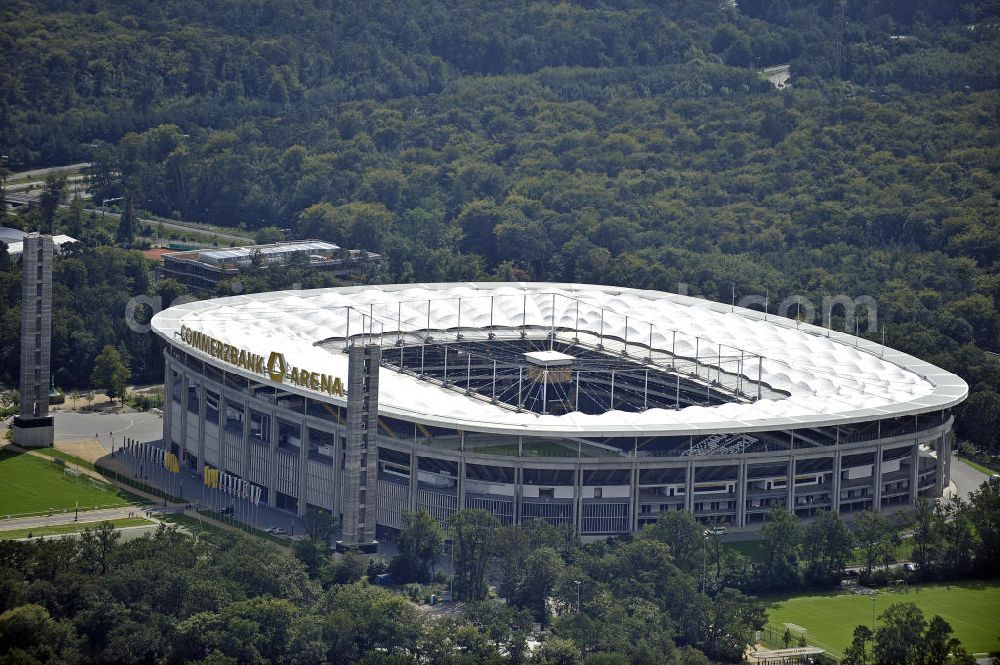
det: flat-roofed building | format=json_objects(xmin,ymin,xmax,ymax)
[{"xmin": 158, "ymin": 240, "xmax": 380, "ymax": 291}]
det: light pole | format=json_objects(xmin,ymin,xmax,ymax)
[
  {"xmin": 872, "ymin": 593, "xmax": 877, "ymax": 631},
  {"xmin": 574, "ymin": 579, "xmax": 581, "ymax": 613}
]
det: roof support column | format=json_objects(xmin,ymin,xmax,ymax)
[
  {"xmin": 831, "ymin": 450, "xmax": 842, "ymax": 515},
  {"xmin": 196, "ymin": 383, "xmax": 206, "ymax": 474},
  {"xmin": 162, "ymin": 359, "xmax": 174, "ymax": 454},
  {"xmin": 685, "ymin": 462, "xmax": 694, "ymax": 513},
  {"xmin": 408, "ymin": 450, "xmax": 419, "ymax": 514},
  {"xmin": 630, "ymin": 447, "xmax": 640, "ymax": 534},
  {"xmin": 573, "ymin": 464, "xmax": 582, "ymax": 536},
  {"xmin": 457, "ymin": 456, "xmax": 466, "ymax": 512},
  {"xmin": 179, "ymin": 373, "xmax": 189, "ymax": 467},
  {"xmin": 873, "ymin": 441, "xmax": 883, "ymax": 510},
  {"xmin": 786, "ymin": 454, "xmax": 795, "ymax": 512},
  {"xmin": 297, "ymin": 424, "xmax": 309, "ymax": 518},
  {"xmin": 514, "ymin": 457, "xmax": 523, "ymax": 526},
  {"xmin": 736, "ymin": 459, "xmax": 747, "ymax": 528},
  {"xmin": 267, "ymin": 405, "xmax": 278, "ymax": 508},
  {"xmin": 238, "ymin": 395, "xmax": 249, "ymax": 484}
]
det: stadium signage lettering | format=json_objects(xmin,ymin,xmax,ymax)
[{"xmin": 179, "ymin": 325, "xmax": 345, "ymax": 397}]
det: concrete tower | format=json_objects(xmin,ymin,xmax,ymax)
[
  {"xmin": 337, "ymin": 343, "xmax": 380, "ymax": 552},
  {"xmin": 13, "ymin": 234, "xmax": 55, "ymax": 447}
]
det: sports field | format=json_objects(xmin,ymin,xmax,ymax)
[
  {"xmin": 0, "ymin": 448, "xmax": 131, "ymax": 517},
  {"xmin": 765, "ymin": 580, "xmax": 1000, "ymax": 657}
]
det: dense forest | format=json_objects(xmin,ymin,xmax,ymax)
[
  {"xmin": 2, "ymin": 488, "xmax": 995, "ymax": 664},
  {"xmin": 1, "ymin": 0, "xmax": 999, "ymax": 455}
]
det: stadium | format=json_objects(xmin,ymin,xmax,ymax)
[{"xmin": 150, "ymin": 282, "xmax": 967, "ymax": 537}]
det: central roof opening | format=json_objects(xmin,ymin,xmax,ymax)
[{"xmin": 379, "ymin": 337, "xmax": 755, "ymax": 417}]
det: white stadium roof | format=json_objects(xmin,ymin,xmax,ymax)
[{"xmin": 151, "ymin": 283, "xmax": 967, "ymax": 437}]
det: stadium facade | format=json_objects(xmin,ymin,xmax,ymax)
[{"xmin": 151, "ymin": 283, "xmax": 967, "ymax": 535}]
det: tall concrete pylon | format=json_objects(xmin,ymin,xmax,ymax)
[
  {"xmin": 336, "ymin": 343, "xmax": 380, "ymax": 552},
  {"xmin": 13, "ymin": 234, "xmax": 55, "ymax": 447}
]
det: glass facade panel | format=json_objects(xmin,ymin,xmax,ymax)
[
  {"xmin": 225, "ymin": 400, "xmax": 243, "ymax": 433},
  {"xmin": 206, "ymin": 390, "xmax": 220, "ymax": 424},
  {"xmin": 187, "ymin": 385, "xmax": 200, "ymax": 414},
  {"xmin": 308, "ymin": 427, "xmax": 335, "ymax": 465},
  {"xmin": 250, "ymin": 410, "xmax": 271, "ymax": 443},
  {"xmin": 308, "ymin": 399, "xmax": 344, "ymax": 422},
  {"xmin": 278, "ymin": 419, "xmax": 301, "ymax": 454},
  {"xmin": 277, "ymin": 392, "xmax": 305, "ymax": 413}
]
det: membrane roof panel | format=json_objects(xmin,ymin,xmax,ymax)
[{"xmin": 150, "ymin": 282, "xmax": 968, "ymax": 436}]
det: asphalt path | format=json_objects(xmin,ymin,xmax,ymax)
[
  {"xmin": 950, "ymin": 453, "xmax": 992, "ymax": 499},
  {"xmin": 53, "ymin": 411, "xmax": 164, "ymax": 453},
  {"xmin": 90, "ymin": 207, "xmax": 252, "ymax": 244},
  {"xmin": 6, "ymin": 163, "xmax": 90, "ymax": 182},
  {"xmin": 0, "ymin": 506, "xmax": 144, "ymax": 531}
]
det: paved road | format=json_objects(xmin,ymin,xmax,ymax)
[
  {"xmin": 6, "ymin": 163, "xmax": 90, "ymax": 182},
  {"xmin": 950, "ymin": 453, "xmax": 992, "ymax": 500},
  {"xmin": 52, "ymin": 411, "xmax": 164, "ymax": 453},
  {"xmin": 137, "ymin": 214, "xmax": 252, "ymax": 244},
  {"xmin": 0, "ymin": 506, "xmax": 145, "ymax": 531}
]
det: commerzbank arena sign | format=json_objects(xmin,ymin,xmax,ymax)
[{"xmin": 179, "ymin": 325, "xmax": 346, "ymax": 397}]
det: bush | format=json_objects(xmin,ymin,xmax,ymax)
[{"xmin": 124, "ymin": 391, "xmax": 164, "ymax": 412}]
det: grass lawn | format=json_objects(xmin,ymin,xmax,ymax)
[
  {"xmin": 0, "ymin": 517, "xmax": 154, "ymax": 540},
  {"xmin": 36, "ymin": 448, "xmax": 97, "ymax": 471},
  {"xmin": 764, "ymin": 580, "xmax": 1000, "ymax": 657},
  {"xmin": 0, "ymin": 449, "xmax": 132, "ymax": 517}
]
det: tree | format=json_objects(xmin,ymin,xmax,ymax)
[
  {"xmin": 326, "ymin": 549, "xmax": 366, "ymax": 586},
  {"xmin": 853, "ymin": 510, "xmax": 896, "ymax": 576},
  {"xmin": 292, "ymin": 537, "xmax": 329, "ymax": 578},
  {"xmin": 91, "ymin": 345, "xmax": 130, "ymax": 405},
  {"xmin": 254, "ymin": 226, "xmax": 284, "ymax": 244},
  {"xmin": 700, "ymin": 587, "xmax": 765, "ymax": 662},
  {"xmin": 449, "ymin": 509, "xmax": 499, "ymax": 601},
  {"xmin": 0, "ymin": 604, "xmax": 82, "ymax": 664},
  {"xmin": 303, "ymin": 508, "xmax": 337, "ymax": 542},
  {"xmin": 39, "ymin": 172, "xmax": 67, "ymax": 233},
  {"xmin": 803, "ymin": 509, "xmax": 853, "ymax": 586},
  {"xmin": 66, "ymin": 194, "xmax": 86, "ymax": 238},
  {"xmin": 79, "ymin": 521, "xmax": 121, "ymax": 575},
  {"xmin": 910, "ymin": 497, "xmax": 941, "ymax": 574},
  {"xmin": 319, "ymin": 583, "xmax": 423, "ymax": 661},
  {"xmin": 516, "ymin": 546, "xmax": 564, "ymax": 623},
  {"xmin": 531, "ymin": 636, "xmax": 582, "ymax": 665},
  {"xmin": 939, "ymin": 498, "xmax": 975, "ymax": 577},
  {"xmin": 391, "ymin": 510, "xmax": 444, "ymax": 584},
  {"xmin": 0, "ymin": 390, "xmax": 16, "ymax": 418},
  {"xmin": 116, "ymin": 191, "xmax": 137, "ymax": 245},
  {"xmin": 968, "ymin": 477, "xmax": 1000, "ymax": 573},
  {"xmin": 760, "ymin": 507, "xmax": 802, "ymax": 589},
  {"xmin": 873, "ymin": 603, "xmax": 925, "ymax": 665},
  {"xmin": 842, "ymin": 625, "xmax": 873, "ymax": 665},
  {"xmin": 639, "ymin": 510, "xmax": 704, "ymax": 574}
]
